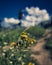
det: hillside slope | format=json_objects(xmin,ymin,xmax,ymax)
[{"xmin": 31, "ymin": 29, "xmax": 52, "ymax": 65}]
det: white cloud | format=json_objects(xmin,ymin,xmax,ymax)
[
  {"xmin": 21, "ymin": 7, "xmax": 50, "ymax": 27},
  {"xmin": 26, "ymin": 7, "xmax": 40, "ymax": 15},
  {"xmin": 1, "ymin": 7, "xmax": 50, "ymax": 28},
  {"xmin": 1, "ymin": 18, "xmax": 20, "ymax": 28},
  {"xmin": 4, "ymin": 18, "xmax": 20, "ymax": 24},
  {"xmin": 21, "ymin": 20, "xmax": 35, "ymax": 27}
]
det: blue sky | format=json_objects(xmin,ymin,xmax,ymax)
[{"xmin": 0, "ymin": 0, "xmax": 52, "ymax": 19}]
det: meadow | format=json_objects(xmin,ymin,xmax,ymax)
[{"xmin": 0, "ymin": 26, "xmax": 52, "ymax": 65}]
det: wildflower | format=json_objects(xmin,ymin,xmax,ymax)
[
  {"xmin": 23, "ymin": 54, "xmax": 26, "ymax": 57},
  {"xmin": 23, "ymin": 49, "xmax": 28, "ymax": 52},
  {"xmin": 28, "ymin": 38, "xmax": 36, "ymax": 44},
  {"xmin": 21, "ymin": 62, "xmax": 25, "ymax": 65},
  {"xmin": 11, "ymin": 54, "xmax": 14, "ymax": 57},
  {"xmin": 27, "ymin": 38, "xmax": 31, "ymax": 43},
  {"xmin": 18, "ymin": 43, "xmax": 20, "ymax": 46},
  {"xmin": 3, "ymin": 42, "xmax": 8, "ymax": 45},
  {"xmin": 21, "ymin": 35, "xmax": 28, "ymax": 38},
  {"xmin": 32, "ymin": 39, "xmax": 36, "ymax": 43},
  {"xmin": 28, "ymin": 62, "xmax": 35, "ymax": 65},
  {"xmin": 9, "ymin": 61, "xmax": 13, "ymax": 64},
  {"xmin": 3, "ymin": 46, "xmax": 9, "ymax": 52},
  {"xmin": 21, "ymin": 32, "xmax": 28, "ymax": 40},
  {"xmin": 16, "ymin": 46, "xmax": 18, "ymax": 48},
  {"xmin": 10, "ymin": 42, "xmax": 16, "ymax": 47},
  {"xmin": 2, "ymin": 53, "xmax": 5, "ymax": 56},
  {"xmin": 21, "ymin": 32, "xmax": 27, "ymax": 35},
  {"xmin": 31, "ymin": 41, "xmax": 34, "ymax": 44},
  {"xmin": 3, "ymin": 49, "xmax": 7, "ymax": 52},
  {"xmin": 25, "ymin": 37, "xmax": 28, "ymax": 41},
  {"xmin": 9, "ymin": 46, "xmax": 14, "ymax": 50},
  {"xmin": 11, "ymin": 49, "xmax": 14, "ymax": 52},
  {"xmin": 21, "ymin": 35, "xmax": 28, "ymax": 41},
  {"xmin": 18, "ymin": 57, "xmax": 22, "ymax": 61},
  {"xmin": 28, "ymin": 47, "xmax": 30, "ymax": 49}
]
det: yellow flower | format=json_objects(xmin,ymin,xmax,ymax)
[
  {"xmin": 21, "ymin": 35, "xmax": 28, "ymax": 41},
  {"xmin": 18, "ymin": 43, "xmax": 20, "ymax": 46},
  {"xmin": 21, "ymin": 35, "xmax": 28, "ymax": 38},
  {"xmin": 21, "ymin": 32, "xmax": 27, "ymax": 35},
  {"xmin": 21, "ymin": 32, "xmax": 28, "ymax": 38},
  {"xmin": 25, "ymin": 37, "xmax": 28, "ymax": 41},
  {"xmin": 31, "ymin": 41, "xmax": 34, "ymax": 44},
  {"xmin": 28, "ymin": 62, "xmax": 35, "ymax": 65},
  {"xmin": 27, "ymin": 38, "xmax": 30, "ymax": 44},
  {"xmin": 33, "ymin": 39, "xmax": 36, "ymax": 43},
  {"xmin": 27, "ymin": 38, "xmax": 36, "ymax": 45},
  {"xmin": 21, "ymin": 62, "xmax": 25, "ymax": 65},
  {"xmin": 10, "ymin": 42, "xmax": 16, "ymax": 47},
  {"xmin": 32, "ymin": 39, "xmax": 36, "ymax": 43}
]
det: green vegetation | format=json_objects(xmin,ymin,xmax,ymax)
[
  {"xmin": 0, "ymin": 27, "xmax": 38, "ymax": 65},
  {"xmin": 45, "ymin": 35, "xmax": 52, "ymax": 52},
  {"xmin": 0, "ymin": 25, "xmax": 52, "ymax": 65},
  {"xmin": 27, "ymin": 26, "xmax": 45, "ymax": 39},
  {"xmin": 0, "ymin": 26, "xmax": 45, "ymax": 44},
  {"xmin": 44, "ymin": 35, "xmax": 52, "ymax": 60},
  {"xmin": 0, "ymin": 27, "xmax": 24, "ymax": 44}
]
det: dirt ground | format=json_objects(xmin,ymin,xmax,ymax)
[{"xmin": 30, "ymin": 29, "xmax": 52, "ymax": 65}]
